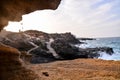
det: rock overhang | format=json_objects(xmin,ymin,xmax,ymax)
[
  {"xmin": 0, "ymin": 0, "xmax": 61, "ymax": 79},
  {"xmin": 0, "ymin": 0, "xmax": 61, "ymax": 31}
]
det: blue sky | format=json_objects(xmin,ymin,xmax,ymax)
[{"xmin": 5, "ymin": 0, "xmax": 120, "ymax": 38}]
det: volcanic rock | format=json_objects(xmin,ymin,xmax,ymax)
[
  {"xmin": 51, "ymin": 39, "xmax": 114, "ymax": 59},
  {"xmin": 30, "ymin": 47, "xmax": 56, "ymax": 63},
  {"xmin": 79, "ymin": 47, "xmax": 114, "ymax": 58},
  {"xmin": 0, "ymin": 30, "xmax": 114, "ymax": 61},
  {"xmin": 51, "ymin": 39, "xmax": 85, "ymax": 59},
  {"xmin": 50, "ymin": 32, "xmax": 81, "ymax": 44}
]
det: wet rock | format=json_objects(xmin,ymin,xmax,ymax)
[
  {"xmin": 51, "ymin": 39, "xmax": 114, "ymax": 59},
  {"xmin": 79, "ymin": 47, "xmax": 114, "ymax": 58}
]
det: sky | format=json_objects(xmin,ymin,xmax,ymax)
[{"xmin": 5, "ymin": 0, "xmax": 120, "ymax": 38}]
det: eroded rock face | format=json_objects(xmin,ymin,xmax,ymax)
[
  {"xmin": 0, "ymin": 0, "xmax": 61, "ymax": 79},
  {"xmin": 0, "ymin": 43, "xmax": 22, "ymax": 66},
  {"xmin": 0, "ymin": 0, "xmax": 61, "ymax": 31},
  {"xmin": 0, "ymin": 43, "xmax": 39, "ymax": 80}
]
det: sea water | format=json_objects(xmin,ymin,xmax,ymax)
[{"xmin": 78, "ymin": 37, "xmax": 120, "ymax": 61}]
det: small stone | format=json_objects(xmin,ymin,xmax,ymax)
[{"xmin": 42, "ymin": 72, "xmax": 49, "ymax": 77}]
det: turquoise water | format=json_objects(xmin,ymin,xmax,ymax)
[{"xmin": 79, "ymin": 37, "xmax": 120, "ymax": 60}]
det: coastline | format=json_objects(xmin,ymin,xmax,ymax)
[
  {"xmin": 0, "ymin": 30, "xmax": 120, "ymax": 79},
  {"xmin": 78, "ymin": 37, "xmax": 120, "ymax": 60}
]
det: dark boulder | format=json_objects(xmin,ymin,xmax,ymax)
[
  {"xmin": 51, "ymin": 39, "xmax": 114, "ymax": 59},
  {"xmin": 51, "ymin": 39, "xmax": 83, "ymax": 59},
  {"xmin": 50, "ymin": 32, "xmax": 81, "ymax": 44},
  {"xmin": 79, "ymin": 47, "xmax": 114, "ymax": 58},
  {"xmin": 30, "ymin": 47, "xmax": 56, "ymax": 63}
]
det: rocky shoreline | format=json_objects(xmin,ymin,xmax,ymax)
[
  {"xmin": 0, "ymin": 0, "xmax": 119, "ymax": 79},
  {"xmin": 0, "ymin": 30, "xmax": 114, "ymax": 63},
  {"xmin": 0, "ymin": 30, "xmax": 120, "ymax": 80}
]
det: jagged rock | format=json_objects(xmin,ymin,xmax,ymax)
[
  {"xmin": 31, "ymin": 47, "xmax": 52, "ymax": 57},
  {"xmin": 51, "ymin": 39, "xmax": 82, "ymax": 59},
  {"xmin": 24, "ymin": 30, "xmax": 81, "ymax": 44},
  {"xmin": 79, "ymin": 47, "xmax": 114, "ymax": 58},
  {"xmin": 80, "ymin": 47, "xmax": 114, "ymax": 58},
  {"xmin": 30, "ymin": 47, "xmax": 56, "ymax": 63},
  {"xmin": 24, "ymin": 30, "xmax": 50, "ymax": 41},
  {"xmin": 51, "ymin": 39, "xmax": 114, "ymax": 59},
  {"xmin": 0, "ymin": 30, "xmax": 114, "ymax": 61},
  {"xmin": 50, "ymin": 32, "xmax": 81, "ymax": 44}
]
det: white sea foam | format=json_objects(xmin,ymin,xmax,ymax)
[
  {"xmin": 98, "ymin": 52, "xmax": 120, "ymax": 61},
  {"xmin": 78, "ymin": 43, "xmax": 90, "ymax": 48},
  {"xmin": 77, "ymin": 37, "xmax": 120, "ymax": 60}
]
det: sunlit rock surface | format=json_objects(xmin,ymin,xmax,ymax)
[{"xmin": 30, "ymin": 59, "xmax": 120, "ymax": 80}]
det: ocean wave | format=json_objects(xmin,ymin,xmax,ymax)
[
  {"xmin": 98, "ymin": 52, "xmax": 120, "ymax": 61},
  {"xmin": 77, "ymin": 37, "xmax": 120, "ymax": 60}
]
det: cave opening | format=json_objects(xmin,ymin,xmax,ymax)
[
  {"xmin": 4, "ymin": 11, "xmax": 55, "ymax": 33},
  {"xmin": 4, "ymin": 0, "xmax": 64, "ymax": 34}
]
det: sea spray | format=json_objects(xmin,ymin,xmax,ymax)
[
  {"xmin": 98, "ymin": 52, "xmax": 120, "ymax": 60},
  {"xmin": 77, "ymin": 37, "xmax": 120, "ymax": 60}
]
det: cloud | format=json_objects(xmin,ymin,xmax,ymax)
[
  {"xmin": 5, "ymin": 0, "xmax": 120, "ymax": 38},
  {"xmin": 53, "ymin": 0, "xmax": 120, "ymax": 37}
]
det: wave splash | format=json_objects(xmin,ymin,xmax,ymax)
[
  {"xmin": 98, "ymin": 52, "xmax": 120, "ymax": 60},
  {"xmin": 78, "ymin": 37, "xmax": 120, "ymax": 60}
]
